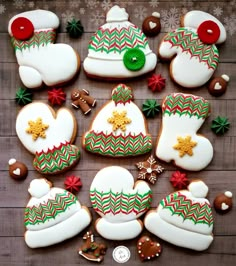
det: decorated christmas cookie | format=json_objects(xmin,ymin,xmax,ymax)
[
  {"xmin": 83, "ymin": 5, "xmax": 157, "ymax": 80},
  {"xmin": 158, "ymin": 10, "xmax": 227, "ymax": 88},
  {"xmin": 8, "ymin": 158, "xmax": 28, "ymax": 180},
  {"xmin": 214, "ymin": 191, "xmax": 233, "ymax": 214},
  {"xmin": 8, "ymin": 10, "xmax": 80, "ymax": 89},
  {"xmin": 90, "ymin": 166, "xmax": 152, "ymax": 240},
  {"xmin": 24, "ymin": 178, "xmax": 91, "ymax": 248},
  {"xmin": 144, "ymin": 180, "xmax": 214, "ymax": 251},
  {"xmin": 83, "ymin": 84, "xmax": 152, "ymax": 157},
  {"xmin": 137, "ymin": 236, "xmax": 161, "ymax": 261},
  {"xmin": 208, "ymin": 74, "xmax": 229, "ymax": 97},
  {"xmin": 142, "ymin": 12, "xmax": 161, "ymax": 37},
  {"xmin": 156, "ymin": 93, "xmax": 213, "ymax": 171},
  {"xmin": 71, "ymin": 89, "xmax": 96, "ymax": 115},
  {"xmin": 16, "ymin": 102, "xmax": 80, "ymax": 174}
]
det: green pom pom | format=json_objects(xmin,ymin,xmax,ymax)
[
  {"xmin": 142, "ymin": 99, "xmax": 161, "ymax": 118},
  {"xmin": 15, "ymin": 87, "xmax": 32, "ymax": 106},
  {"xmin": 211, "ymin": 116, "xmax": 230, "ymax": 135},
  {"xmin": 66, "ymin": 18, "xmax": 84, "ymax": 38},
  {"xmin": 123, "ymin": 48, "xmax": 145, "ymax": 71}
]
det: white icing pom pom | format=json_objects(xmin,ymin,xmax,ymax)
[
  {"xmin": 224, "ymin": 191, "xmax": 233, "ymax": 198},
  {"xmin": 28, "ymin": 178, "xmax": 51, "ymax": 198},
  {"xmin": 8, "ymin": 158, "xmax": 16, "ymax": 165},
  {"xmin": 188, "ymin": 180, "xmax": 208, "ymax": 198},
  {"xmin": 106, "ymin": 5, "xmax": 129, "ymax": 22},
  {"xmin": 152, "ymin": 12, "xmax": 160, "ymax": 18},
  {"xmin": 221, "ymin": 74, "xmax": 230, "ymax": 82}
]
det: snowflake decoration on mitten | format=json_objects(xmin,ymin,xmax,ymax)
[{"xmin": 136, "ymin": 155, "xmax": 164, "ymax": 184}]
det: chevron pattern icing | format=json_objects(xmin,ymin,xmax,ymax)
[
  {"xmin": 24, "ymin": 191, "xmax": 77, "ymax": 226},
  {"xmin": 160, "ymin": 192, "xmax": 213, "ymax": 226},
  {"xmin": 84, "ymin": 131, "xmax": 152, "ymax": 156},
  {"xmin": 11, "ymin": 30, "xmax": 56, "ymax": 51},
  {"xmin": 88, "ymin": 24, "xmax": 148, "ymax": 54},
  {"xmin": 162, "ymin": 93, "xmax": 210, "ymax": 119},
  {"xmin": 33, "ymin": 142, "xmax": 80, "ymax": 174},
  {"xmin": 112, "ymin": 84, "xmax": 133, "ymax": 105},
  {"xmin": 90, "ymin": 189, "xmax": 152, "ymax": 215},
  {"xmin": 164, "ymin": 28, "xmax": 219, "ymax": 70}
]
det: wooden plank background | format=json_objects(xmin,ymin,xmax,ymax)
[{"xmin": 0, "ymin": 0, "xmax": 235, "ymax": 265}]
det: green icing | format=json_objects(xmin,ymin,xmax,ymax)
[
  {"xmin": 15, "ymin": 87, "xmax": 32, "ymax": 106},
  {"xmin": 142, "ymin": 99, "xmax": 161, "ymax": 118},
  {"xmin": 211, "ymin": 116, "xmax": 230, "ymax": 135}
]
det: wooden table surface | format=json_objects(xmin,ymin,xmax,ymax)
[{"xmin": 0, "ymin": 1, "xmax": 235, "ymax": 265}]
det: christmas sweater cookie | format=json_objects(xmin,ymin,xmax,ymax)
[
  {"xmin": 24, "ymin": 178, "xmax": 91, "ymax": 248},
  {"xmin": 83, "ymin": 5, "xmax": 157, "ymax": 80},
  {"xmin": 8, "ymin": 10, "xmax": 80, "ymax": 89},
  {"xmin": 156, "ymin": 93, "xmax": 213, "ymax": 171},
  {"xmin": 83, "ymin": 84, "xmax": 152, "ymax": 157},
  {"xmin": 144, "ymin": 180, "xmax": 214, "ymax": 251},
  {"xmin": 16, "ymin": 102, "xmax": 80, "ymax": 174},
  {"xmin": 158, "ymin": 10, "xmax": 226, "ymax": 88},
  {"xmin": 90, "ymin": 166, "xmax": 152, "ymax": 240}
]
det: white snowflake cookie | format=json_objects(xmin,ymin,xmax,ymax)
[{"xmin": 8, "ymin": 10, "xmax": 80, "ymax": 89}]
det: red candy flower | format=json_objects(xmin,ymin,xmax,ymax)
[
  {"xmin": 48, "ymin": 88, "xmax": 66, "ymax": 106},
  {"xmin": 170, "ymin": 171, "xmax": 189, "ymax": 189},
  {"xmin": 148, "ymin": 74, "xmax": 166, "ymax": 92},
  {"xmin": 64, "ymin": 176, "xmax": 82, "ymax": 193}
]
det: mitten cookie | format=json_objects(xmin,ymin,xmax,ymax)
[
  {"xmin": 144, "ymin": 180, "xmax": 214, "ymax": 251},
  {"xmin": 90, "ymin": 166, "xmax": 152, "ymax": 240},
  {"xmin": 16, "ymin": 102, "xmax": 80, "ymax": 174},
  {"xmin": 156, "ymin": 93, "xmax": 213, "ymax": 171},
  {"xmin": 24, "ymin": 178, "xmax": 91, "ymax": 248},
  {"xmin": 158, "ymin": 10, "xmax": 226, "ymax": 88},
  {"xmin": 83, "ymin": 84, "xmax": 152, "ymax": 157},
  {"xmin": 8, "ymin": 10, "xmax": 80, "ymax": 89},
  {"xmin": 84, "ymin": 5, "xmax": 157, "ymax": 80}
]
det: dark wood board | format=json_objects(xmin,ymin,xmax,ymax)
[{"xmin": 0, "ymin": 1, "xmax": 235, "ymax": 266}]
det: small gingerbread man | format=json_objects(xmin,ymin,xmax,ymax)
[{"xmin": 71, "ymin": 89, "xmax": 96, "ymax": 115}]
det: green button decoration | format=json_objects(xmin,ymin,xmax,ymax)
[{"xmin": 123, "ymin": 48, "xmax": 145, "ymax": 71}]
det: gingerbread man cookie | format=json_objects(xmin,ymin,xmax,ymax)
[
  {"xmin": 16, "ymin": 102, "xmax": 80, "ymax": 174},
  {"xmin": 90, "ymin": 166, "xmax": 152, "ymax": 240},
  {"xmin": 71, "ymin": 89, "xmax": 96, "ymax": 115},
  {"xmin": 24, "ymin": 178, "xmax": 91, "ymax": 248},
  {"xmin": 156, "ymin": 93, "xmax": 213, "ymax": 171},
  {"xmin": 144, "ymin": 180, "xmax": 214, "ymax": 251},
  {"xmin": 158, "ymin": 10, "xmax": 226, "ymax": 88},
  {"xmin": 8, "ymin": 10, "xmax": 80, "ymax": 89}
]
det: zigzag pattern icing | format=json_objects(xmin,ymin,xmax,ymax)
[{"xmin": 111, "ymin": 84, "xmax": 133, "ymax": 105}]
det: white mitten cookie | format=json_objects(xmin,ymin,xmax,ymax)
[
  {"xmin": 90, "ymin": 166, "xmax": 152, "ymax": 240},
  {"xmin": 25, "ymin": 178, "xmax": 91, "ymax": 248},
  {"xmin": 156, "ymin": 93, "xmax": 213, "ymax": 171},
  {"xmin": 8, "ymin": 10, "xmax": 80, "ymax": 89}
]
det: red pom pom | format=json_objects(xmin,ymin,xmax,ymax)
[
  {"xmin": 11, "ymin": 17, "xmax": 34, "ymax": 40},
  {"xmin": 64, "ymin": 176, "xmax": 82, "ymax": 193},
  {"xmin": 48, "ymin": 88, "xmax": 66, "ymax": 106},
  {"xmin": 170, "ymin": 171, "xmax": 189, "ymax": 189},
  {"xmin": 148, "ymin": 74, "xmax": 166, "ymax": 92},
  {"xmin": 197, "ymin": 20, "xmax": 220, "ymax": 44}
]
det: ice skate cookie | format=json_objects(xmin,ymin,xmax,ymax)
[
  {"xmin": 144, "ymin": 180, "xmax": 214, "ymax": 251},
  {"xmin": 84, "ymin": 5, "xmax": 157, "ymax": 80},
  {"xmin": 90, "ymin": 166, "xmax": 152, "ymax": 240},
  {"xmin": 158, "ymin": 10, "xmax": 227, "ymax": 88},
  {"xmin": 24, "ymin": 178, "xmax": 91, "ymax": 248},
  {"xmin": 156, "ymin": 93, "xmax": 213, "ymax": 171},
  {"xmin": 83, "ymin": 84, "xmax": 152, "ymax": 157},
  {"xmin": 8, "ymin": 10, "xmax": 80, "ymax": 89},
  {"xmin": 16, "ymin": 102, "xmax": 80, "ymax": 174}
]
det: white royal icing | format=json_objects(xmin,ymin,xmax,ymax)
[
  {"xmin": 224, "ymin": 191, "xmax": 233, "ymax": 198},
  {"xmin": 13, "ymin": 168, "xmax": 21, "ymax": 176},
  {"xmin": 8, "ymin": 158, "xmax": 16, "ymax": 165},
  {"xmin": 221, "ymin": 203, "xmax": 229, "ymax": 210},
  {"xmin": 16, "ymin": 102, "xmax": 76, "ymax": 154},
  {"xmin": 221, "ymin": 74, "xmax": 230, "ymax": 82},
  {"xmin": 188, "ymin": 180, "xmax": 209, "ymax": 198},
  {"xmin": 28, "ymin": 178, "xmax": 51, "ymax": 198},
  {"xmin": 214, "ymin": 82, "xmax": 222, "ymax": 90}
]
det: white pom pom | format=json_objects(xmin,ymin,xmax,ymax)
[
  {"xmin": 8, "ymin": 158, "xmax": 16, "ymax": 165},
  {"xmin": 224, "ymin": 191, "xmax": 233, "ymax": 198},
  {"xmin": 221, "ymin": 74, "xmax": 230, "ymax": 82},
  {"xmin": 28, "ymin": 178, "xmax": 51, "ymax": 198},
  {"xmin": 152, "ymin": 12, "xmax": 160, "ymax": 18},
  {"xmin": 188, "ymin": 180, "xmax": 208, "ymax": 198}
]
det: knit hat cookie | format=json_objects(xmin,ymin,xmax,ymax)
[
  {"xmin": 156, "ymin": 93, "xmax": 213, "ymax": 171},
  {"xmin": 158, "ymin": 10, "xmax": 226, "ymax": 88},
  {"xmin": 90, "ymin": 166, "xmax": 152, "ymax": 240},
  {"xmin": 16, "ymin": 102, "xmax": 80, "ymax": 174},
  {"xmin": 83, "ymin": 5, "xmax": 157, "ymax": 80},
  {"xmin": 8, "ymin": 10, "xmax": 80, "ymax": 89},
  {"xmin": 25, "ymin": 178, "xmax": 91, "ymax": 248},
  {"xmin": 83, "ymin": 84, "xmax": 152, "ymax": 157},
  {"xmin": 144, "ymin": 180, "xmax": 214, "ymax": 251}
]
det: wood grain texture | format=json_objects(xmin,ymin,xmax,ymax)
[{"xmin": 0, "ymin": 1, "xmax": 235, "ymax": 266}]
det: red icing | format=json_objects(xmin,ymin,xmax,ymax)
[
  {"xmin": 170, "ymin": 171, "xmax": 189, "ymax": 189},
  {"xmin": 64, "ymin": 176, "xmax": 82, "ymax": 193},
  {"xmin": 11, "ymin": 17, "xmax": 34, "ymax": 40},
  {"xmin": 197, "ymin": 20, "xmax": 220, "ymax": 44},
  {"xmin": 148, "ymin": 74, "xmax": 166, "ymax": 92},
  {"xmin": 48, "ymin": 88, "xmax": 66, "ymax": 106}
]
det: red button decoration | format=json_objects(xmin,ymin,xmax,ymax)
[
  {"xmin": 11, "ymin": 17, "xmax": 34, "ymax": 40},
  {"xmin": 197, "ymin": 20, "xmax": 220, "ymax": 44}
]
